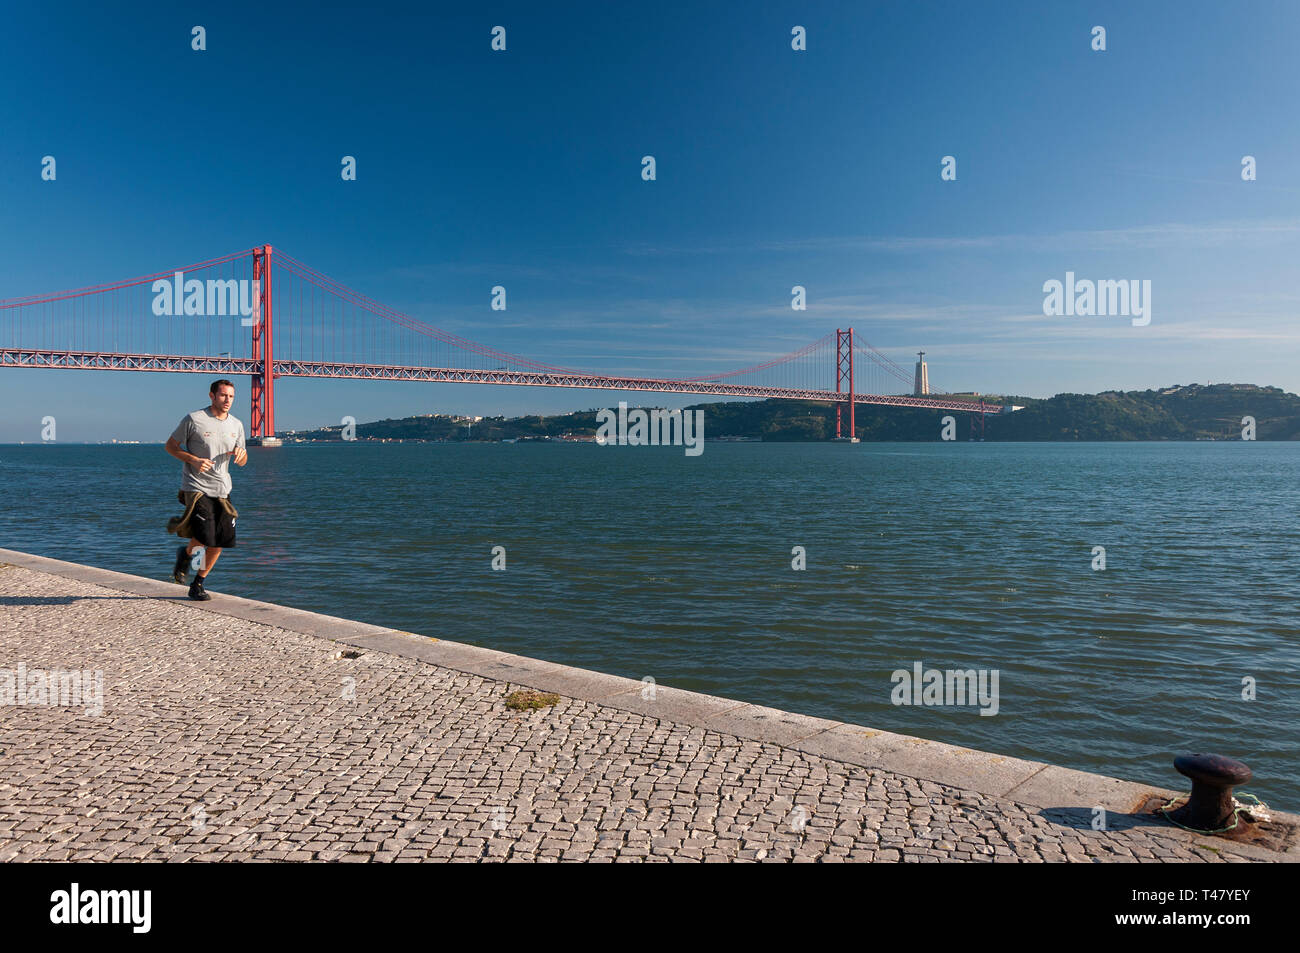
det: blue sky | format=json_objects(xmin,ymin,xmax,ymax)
[{"xmin": 2, "ymin": 0, "xmax": 1299, "ymax": 441}]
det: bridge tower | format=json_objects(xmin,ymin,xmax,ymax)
[
  {"xmin": 835, "ymin": 328, "xmax": 858, "ymax": 442},
  {"xmin": 249, "ymin": 245, "xmax": 280, "ymax": 445}
]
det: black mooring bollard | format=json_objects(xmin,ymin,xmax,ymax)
[{"xmin": 1168, "ymin": 753, "xmax": 1252, "ymax": 830}]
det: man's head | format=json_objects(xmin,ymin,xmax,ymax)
[{"xmin": 209, "ymin": 379, "xmax": 235, "ymax": 415}]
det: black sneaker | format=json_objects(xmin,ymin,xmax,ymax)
[
  {"xmin": 188, "ymin": 578, "xmax": 212, "ymax": 601},
  {"xmin": 172, "ymin": 545, "xmax": 191, "ymax": 584}
]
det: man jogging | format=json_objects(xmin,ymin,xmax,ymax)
[{"xmin": 164, "ymin": 379, "xmax": 247, "ymax": 601}]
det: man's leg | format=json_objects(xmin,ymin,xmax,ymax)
[
  {"xmin": 176, "ymin": 538, "xmax": 209, "ymax": 583},
  {"xmin": 195, "ymin": 546, "xmax": 222, "ymax": 580},
  {"xmin": 173, "ymin": 539, "xmax": 200, "ymax": 583},
  {"xmin": 189, "ymin": 496, "xmax": 234, "ymax": 600},
  {"xmin": 188, "ymin": 545, "xmax": 220, "ymax": 601}
]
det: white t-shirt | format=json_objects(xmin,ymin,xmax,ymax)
[{"xmin": 170, "ymin": 408, "xmax": 246, "ymax": 498}]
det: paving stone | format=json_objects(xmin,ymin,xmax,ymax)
[{"xmin": 0, "ymin": 563, "xmax": 1270, "ymax": 864}]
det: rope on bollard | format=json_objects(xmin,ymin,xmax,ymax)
[{"xmin": 1157, "ymin": 792, "xmax": 1269, "ymax": 834}]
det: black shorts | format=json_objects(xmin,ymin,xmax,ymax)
[{"xmin": 190, "ymin": 495, "xmax": 237, "ymax": 549}]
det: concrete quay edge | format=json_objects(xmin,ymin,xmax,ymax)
[{"xmin": 2, "ymin": 546, "xmax": 1294, "ymax": 862}]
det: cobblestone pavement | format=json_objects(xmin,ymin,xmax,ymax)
[{"xmin": 0, "ymin": 564, "xmax": 1267, "ymax": 862}]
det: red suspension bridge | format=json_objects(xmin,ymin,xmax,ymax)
[{"xmin": 0, "ymin": 245, "xmax": 1013, "ymax": 442}]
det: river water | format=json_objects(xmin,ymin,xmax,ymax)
[{"xmin": 2, "ymin": 440, "xmax": 1296, "ymax": 808}]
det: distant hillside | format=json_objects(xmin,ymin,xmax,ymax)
[
  {"xmin": 986, "ymin": 384, "xmax": 1300, "ymax": 441},
  {"xmin": 285, "ymin": 384, "xmax": 1300, "ymax": 442}
]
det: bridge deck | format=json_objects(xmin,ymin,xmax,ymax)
[{"xmin": 0, "ymin": 348, "xmax": 1012, "ymax": 414}]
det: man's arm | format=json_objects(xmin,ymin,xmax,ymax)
[{"xmin": 166, "ymin": 435, "xmax": 213, "ymax": 473}]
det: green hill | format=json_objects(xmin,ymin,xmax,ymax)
[
  {"xmin": 988, "ymin": 384, "xmax": 1300, "ymax": 441},
  {"xmin": 286, "ymin": 383, "xmax": 1300, "ymax": 442}
]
